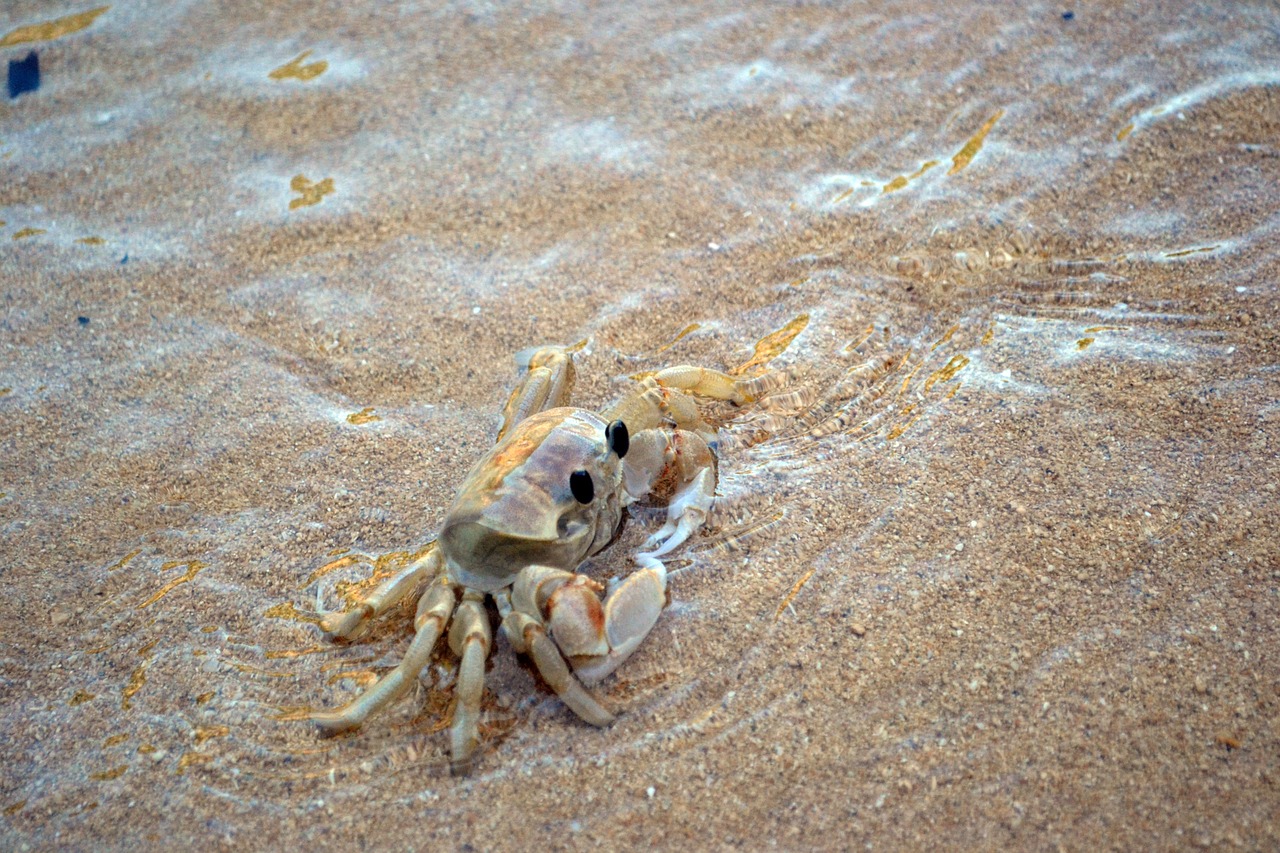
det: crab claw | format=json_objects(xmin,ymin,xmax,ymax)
[{"xmin": 552, "ymin": 566, "xmax": 670, "ymax": 686}]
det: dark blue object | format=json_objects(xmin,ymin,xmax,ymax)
[
  {"xmin": 8, "ymin": 51, "xmax": 39, "ymax": 99},
  {"xmin": 77, "ymin": 316, "xmax": 90, "ymax": 326},
  {"xmin": 1062, "ymin": 10, "xmax": 1075, "ymax": 20}
]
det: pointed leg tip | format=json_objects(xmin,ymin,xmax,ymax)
[{"xmin": 311, "ymin": 712, "xmax": 360, "ymax": 737}]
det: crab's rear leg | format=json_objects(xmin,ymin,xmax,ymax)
[
  {"xmin": 605, "ymin": 365, "xmax": 780, "ymax": 436},
  {"xmin": 496, "ymin": 345, "xmax": 576, "ymax": 441},
  {"xmin": 311, "ymin": 575, "xmax": 456, "ymax": 735}
]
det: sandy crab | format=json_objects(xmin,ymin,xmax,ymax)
[{"xmin": 310, "ymin": 344, "xmax": 777, "ymax": 773}]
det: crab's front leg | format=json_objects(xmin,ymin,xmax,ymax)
[
  {"xmin": 626, "ymin": 428, "xmax": 718, "ymax": 558},
  {"xmin": 497, "ymin": 585, "xmax": 617, "ymax": 725}
]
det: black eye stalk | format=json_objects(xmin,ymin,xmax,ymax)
[
  {"xmin": 606, "ymin": 420, "xmax": 629, "ymax": 458},
  {"xmin": 569, "ymin": 470, "xmax": 595, "ymax": 503}
]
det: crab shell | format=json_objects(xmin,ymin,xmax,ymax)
[{"xmin": 439, "ymin": 407, "xmax": 627, "ymax": 593}]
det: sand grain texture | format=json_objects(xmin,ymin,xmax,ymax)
[{"xmin": 1, "ymin": 1, "xmax": 1278, "ymax": 849}]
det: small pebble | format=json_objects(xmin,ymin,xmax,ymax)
[{"xmin": 851, "ymin": 622, "xmax": 866, "ymax": 637}]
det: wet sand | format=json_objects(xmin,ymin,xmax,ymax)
[{"xmin": 2, "ymin": 1, "xmax": 1278, "ymax": 849}]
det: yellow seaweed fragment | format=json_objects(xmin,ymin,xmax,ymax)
[
  {"xmin": 773, "ymin": 568, "xmax": 817, "ymax": 622},
  {"xmin": 656, "ymin": 323, "xmax": 702, "ymax": 354},
  {"xmin": 121, "ymin": 661, "xmax": 149, "ymax": 710},
  {"xmin": 948, "ymin": 110, "xmax": 1004, "ymax": 175},
  {"xmin": 347, "ymin": 407, "xmax": 381, "ymax": 425},
  {"xmin": 896, "ymin": 357, "xmax": 926, "ymax": 399},
  {"xmin": 269, "ymin": 50, "xmax": 328, "ymax": 82},
  {"xmin": 923, "ymin": 354, "xmax": 970, "ymax": 393},
  {"xmin": 844, "ymin": 324, "xmax": 877, "ymax": 354},
  {"xmin": 89, "ymin": 765, "xmax": 127, "ymax": 781},
  {"xmin": 138, "ymin": 560, "xmax": 207, "ymax": 609},
  {"xmin": 327, "ymin": 668, "xmax": 379, "ymax": 688},
  {"xmin": 886, "ymin": 414, "xmax": 921, "ymax": 441},
  {"xmin": 1117, "ymin": 123, "xmax": 1135, "ymax": 141},
  {"xmin": 69, "ymin": 690, "xmax": 96, "ymax": 706},
  {"xmin": 300, "ymin": 553, "xmax": 365, "ymax": 588},
  {"xmin": 831, "ymin": 187, "xmax": 856, "ymax": 205},
  {"xmin": 981, "ymin": 325, "xmax": 995, "ymax": 345},
  {"xmin": 4, "ymin": 801, "xmax": 26, "ymax": 816},
  {"xmin": 930, "ymin": 324, "xmax": 958, "ymax": 351},
  {"xmin": 194, "ymin": 724, "xmax": 229, "ymax": 744},
  {"xmin": 108, "ymin": 548, "xmax": 141, "ymax": 572},
  {"xmin": 0, "ymin": 6, "xmax": 109, "ymax": 48},
  {"xmin": 289, "ymin": 174, "xmax": 334, "ymax": 209},
  {"xmin": 264, "ymin": 645, "xmax": 329, "ymax": 659},
  {"xmin": 1077, "ymin": 338, "xmax": 1095, "ymax": 350},
  {"xmin": 77, "ymin": 236, "xmax": 106, "ymax": 245},
  {"xmin": 176, "ymin": 752, "xmax": 212, "ymax": 774},
  {"xmin": 102, "ymin": 734, "xmax": 128, "ymax": 747},
  {"xmin": 883, "ymin": 160, "xmax": 939, "ymax": 194},
  {"xmin": 732, "ymin": 314, "xmax": 809, "ymax": 375},
  {"xmin": 13, "ymin": 228, "xmax": 46, "ymax": 240},
  {"xmin": 263, "ymin": 601, "xmax": 324, "ymax": 625},
  {"xmin": 1164, "ymin": 245, "xmax": 1218, "ymax": 258}
]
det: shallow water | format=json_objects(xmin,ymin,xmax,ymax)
[{"xmin": 2, "ymin": 1, "xmax": 1278, "ymax": 848}]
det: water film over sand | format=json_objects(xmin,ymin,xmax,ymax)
[{"xmin": 1, "ymin": 1, "xmax": 1278, "ymax": 849}]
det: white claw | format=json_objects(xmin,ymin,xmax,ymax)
[
  {"xmin": 640, "ymin": 468, "xmax": 714, "ymax": 556},
  {"xmin": 571, "ymin": 560, "xmax": 668, "ymax": 685}
]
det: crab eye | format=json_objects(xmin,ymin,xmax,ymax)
[
  {"xmin": 606, "ymin": 420, "xmax": 629, "ymax": 458},
  {"xmin": 569, "ymin": 469, "xmax": 594, "ymax": 503}
]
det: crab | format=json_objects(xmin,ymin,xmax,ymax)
[{"xmin": 309, "ymin": 344, "xmax": 777, "ymax": 773}]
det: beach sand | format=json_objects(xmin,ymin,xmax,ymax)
[{"xmin": 2, "ymin": 1, "xmax": 1278, "ymax": 848}]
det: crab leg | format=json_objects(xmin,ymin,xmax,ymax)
[
  {"xmin": 604, "ymin": 366, "xmax": 764, "ymax": 439},
  {"xmin": 496, "ymin": 345, "xmax": 576, "ymax": 441},
  {"xmin": 311, "ymin": 575, "xmax": 456, "ymax": 735},
  {"xmin": 447, "ymin": 590, "xmax": 494, "ymax": 774},
  {"xmin": 619, "ymin": 426, "xmax": 718, "ymax": 557},
  {"xmin": 639, "ymin": 466, "xmax": 715, "ymax": 557},
  {"xmin": 320, "ymin": 547, "xmax": 441, "ymax": 640}
]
